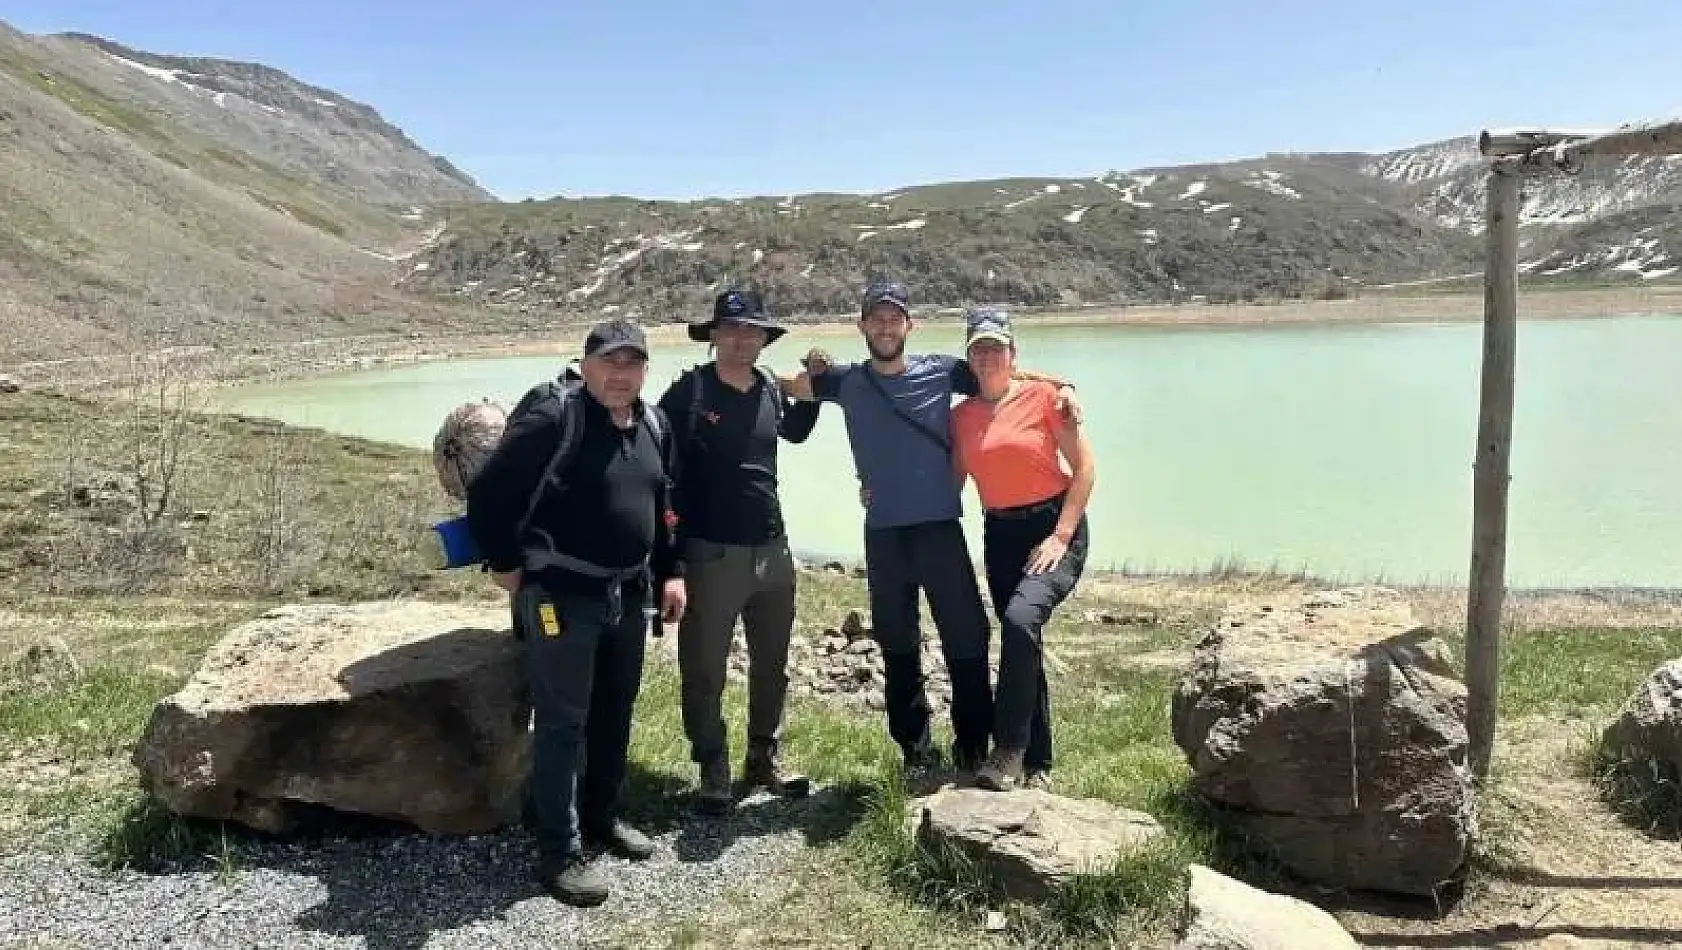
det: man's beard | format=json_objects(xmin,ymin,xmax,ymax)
[{"xmin": 866, "ymin": 336, "xmax": 905, "ymax": 361}]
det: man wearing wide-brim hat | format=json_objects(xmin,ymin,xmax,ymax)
[{"xmin": 656, "ymin": 289, "xmax": 822, "ymax": 814}]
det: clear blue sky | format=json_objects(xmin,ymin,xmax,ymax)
[{"xmin": 8, "ymin": 1, "xmax": 1680, "ymax": 200}]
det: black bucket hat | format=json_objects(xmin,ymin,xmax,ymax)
[{"xmin": 688, "ymin": 289, "xmax": 789, "ymax": 344}]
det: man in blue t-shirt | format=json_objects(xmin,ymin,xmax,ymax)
[{"xmin": 784, "ymin": 280, "xmax": 1075, "ymax": 774}]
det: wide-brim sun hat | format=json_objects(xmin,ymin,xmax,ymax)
[{"xmin": 688, "ymin": 288, "xmax": 788, "ymax": 344}]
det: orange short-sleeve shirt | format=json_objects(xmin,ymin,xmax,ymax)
[{"xmin": 951, "ymin": 380, "xmax": 1072, "ymax": 510}]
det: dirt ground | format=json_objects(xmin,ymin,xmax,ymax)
[{"xmin": 1096, "ymin": 576, "xmax": 1682, "ymax": 950}]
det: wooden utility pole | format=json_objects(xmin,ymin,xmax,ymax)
[
  {"xmin": 1465, "ymin": 165, "xmax": 1521, "ymax": 783},
  {"xmin": 1463, "ymin": 119, "xmax": 1682, "ymax": 781}
]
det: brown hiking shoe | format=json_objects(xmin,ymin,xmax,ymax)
[
  {"xmin": 743, "ymin": 742, "xmax": 811, "ymax": 798},
  {"xmin": 696, "ymin": 755, "xmax": 733, "ymax": 815},
  {"xmin": 974, "ymin": 747, "xmax": 1026, "ymax": 792}
]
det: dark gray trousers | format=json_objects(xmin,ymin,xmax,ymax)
[{"xmin": 676, "ymin": 536, "xmax": 798, "ymax": 763}]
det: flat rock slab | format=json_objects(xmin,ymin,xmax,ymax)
[
  {"xmin": 135, "ymin": 601, "xmax": 529, "ymax": 835},
  {"xmin": 1171, "ymin": 587, "xmax": 1475, "ymax": 897},
  {"xmin": 909, "ymin": 787, "xmax": 1165, "ymax": 901},
  {"xmin": 1175, "ymin": 864, "xmax": 1357, "ymax": 950}
]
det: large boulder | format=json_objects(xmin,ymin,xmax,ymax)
[
  {"xmin": 1599, "ymin": 661, "xmax": 1682, "ymax": 805},
  {"xmin": 1174, "ymin": 864, "xmax": 1357, "ymax": 950},
  {"xmin": 908, "ymin": 787, "xmax": 1165, "ymax": 901},
  {"xmin": 135, "ymin": 602, "xmax": 529, "ymax": 835},
  {"xmin": 1171, "ymin": 588, "xmax": 1474, "ymax": 896}
]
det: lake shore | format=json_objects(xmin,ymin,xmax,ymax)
[{"xmin": 15, "ymin": 283, "xmax": 1682, "ymax": 392}]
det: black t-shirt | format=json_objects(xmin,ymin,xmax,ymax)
[{"xmin": 658, "ymin": 364, "xmax": 819, "ymax": 546}]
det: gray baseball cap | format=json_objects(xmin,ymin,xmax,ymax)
[{"xmin": 964, "ymin": 308, "xmax": 1013, "ymax": 346}]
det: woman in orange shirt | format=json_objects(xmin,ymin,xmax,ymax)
[{"xmin": 951, "ymin": 309, "xmax": 1098, "ymax": 791}]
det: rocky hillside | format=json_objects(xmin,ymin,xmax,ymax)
[
  {"xmin": 0, "ymin": 21, "xmax": 503, "ymax": 366},
  {"xmin": 399, "ymin": 161, "xmax": 1483, "ymax": 321},
  {"xmin": 1365, "ymin": 136, "xmax": 1682, "ymax": 282},
  {"xmin": 404, "ymin": 135, "xmax": 1682, "ymax": 322},
  {"xmin": 40, "ymin": 32, "xmax": 491, "ymax": 206}
]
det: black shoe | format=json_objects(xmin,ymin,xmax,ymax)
[
  {"xmin": 743, "ymin": 741, "xmax": 812, "ymax": 798},
  {"xmin": 902, "ymin": 738, "xmax": 942, "ymax": 772},
  {"xmin": 695, "ymin": 755, "xmax": 734, "ymax": 815},
  {"xmin": 953, "ymin": 743, "xmax": 989, "ymax": 776},
  {"xmin": 538, "ymin": 853, "xmax": 610, "ymax": 907},
  {"xmin": 583, "ymin": 820, "xmax": 655, "ymax": 861}
]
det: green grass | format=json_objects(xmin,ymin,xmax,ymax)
[
  {"xmin": 7, "ymin": 58, "xmax": 165, "ymax": 141},
  {"xmin": 0, "ymin": 665, "xmax": 177, "ymax": 760},
  {"xmin": 1440, "ymin": 624, "xmax": 1682, "ymax": 845},
  {"xmin": 1471, "ymin": 626, "xmax": 1682, "ymax": 717},
  {"xmin": 0, "ymin": 391, "xmax": 487, "ymax": 603}
]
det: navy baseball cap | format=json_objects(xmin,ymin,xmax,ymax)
[
  {"xmin": 584, "ymin": 319, "xmax": 648, "ymax": 358},
  {"xmin": 965, "ymin": 308, "xmax": 1014, "ymax": 346},
  {"xmin": 860, "ymin": 280, "xmax": 910, "ymax": 317}
]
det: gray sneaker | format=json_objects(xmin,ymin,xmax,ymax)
[
  {"xmin": 584, "ymin": 820, "xmax": 654, "ymax": 861},
  {"xmin": 539, "ymin": 853, "xmax": 609, "ymax": 907}
]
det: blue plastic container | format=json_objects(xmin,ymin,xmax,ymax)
[{"xmin": 431, "ymin": 515, "xmax": 482, "ymax": 569}]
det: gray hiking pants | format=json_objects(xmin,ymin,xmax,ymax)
[{"xmin": 677, "ymin": 536, "xmax": 798, "ymax": 764}]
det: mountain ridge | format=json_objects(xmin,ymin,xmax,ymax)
[{"xmin": 2, "ymin": 18, "xmax": 1677, "ymax": 368}]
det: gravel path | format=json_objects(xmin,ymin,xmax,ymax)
[{"xmin": 0, "ymin": 789, "xmax": 845, "ymax": 949}]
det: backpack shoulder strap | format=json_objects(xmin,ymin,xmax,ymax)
[
  {"xmin": 688, "ymin": 363, "xmax": 709, "ymax": 431},
  {"xmin": 642, "ymin": 400, "xmax": 667, "ymax": 451},
  {"xmin": 756, "ymin": 364, "xmax": 784, "ymax": 425},
  {"xmin": 513, "ymin": 385, "xmax": 585, "ymax": 539}
]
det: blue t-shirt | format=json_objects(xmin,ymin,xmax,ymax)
[{"xmin": 812, "ymin": 355, "xmax": 978, "ymax": 530}]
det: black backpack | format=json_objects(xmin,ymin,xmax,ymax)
[{"xmin": 505, "ymin": 368, "xmax": 669, "ymax": 545}]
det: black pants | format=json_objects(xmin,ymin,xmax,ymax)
[
  {"xmin": 515, "ymin": 578, "xmax": 647, "ymax": 867},
  {"xmin": 983, "ymin": 496, "xmax": 1088, "ymax": 774},
  {"xmin": 864, "ymin": 519, "xmax": 993, "ymax": 762}
]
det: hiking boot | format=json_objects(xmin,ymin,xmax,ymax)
[
  {"xmin": 902, "ymin": 737, "xmax": 942, "ymax": 773},
  {"xmin": 538, "ymin": 853, "xmax": 610, "ymax": 907},
  {"xmin": 974, "ymin": 747, "xmax": 1027, "ymax": 792},
  {"xmin": 743, "ymin": 742, "xmax": 811, "ymax": 798},
  {"xmin": 953, "ymin": 743, "xmax": 989, "ymax": 777},
  {"xmin": 696, "ymin": 755, "xmax": 734, "ymax": 815},
  {"xmin": 583, "ymin": 820, "xmax": 655, "ymax": 861}
]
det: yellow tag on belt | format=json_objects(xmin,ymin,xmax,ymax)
[{"xmin": 537, "ymin": 602, "xmax": 562, "ymax": 638}]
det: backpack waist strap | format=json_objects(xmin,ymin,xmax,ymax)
[{"xmin": 526, "ymin": 548, "xmax": 650, "ymax": 624}]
